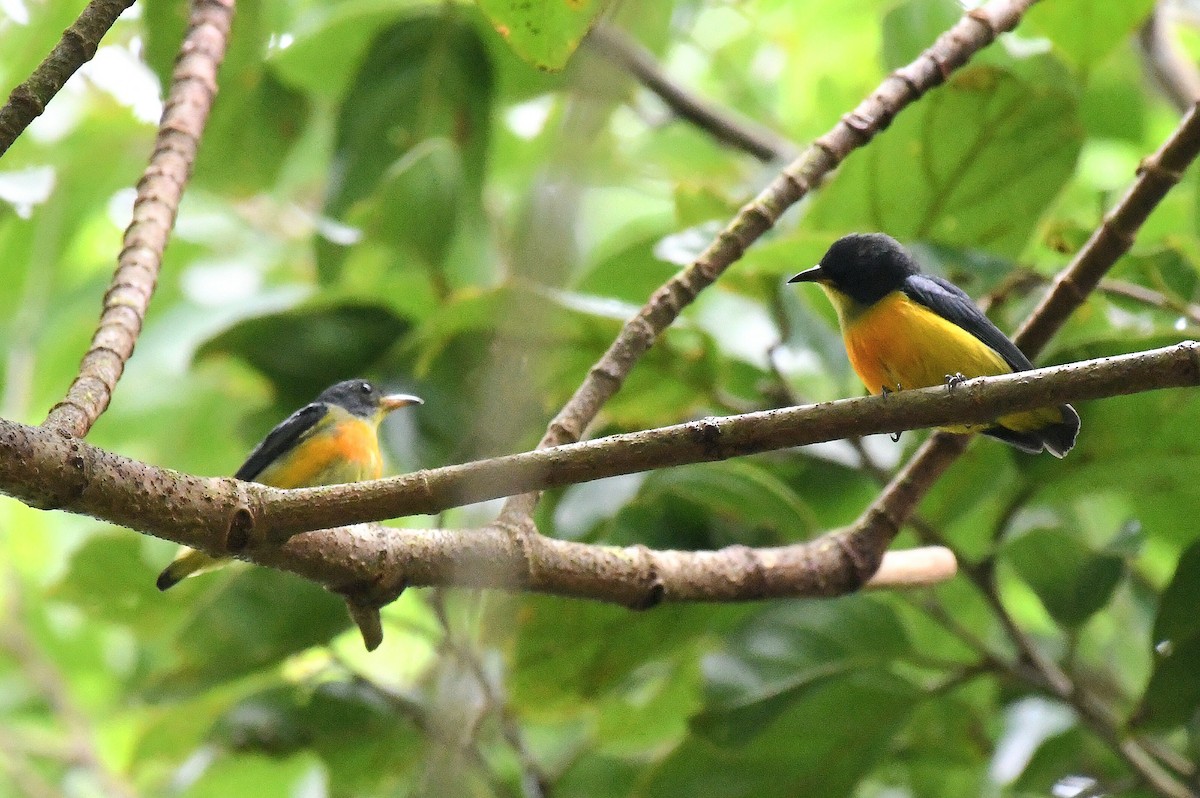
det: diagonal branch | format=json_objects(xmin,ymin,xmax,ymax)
[
  {"xmin": 42, "ymin": 0, "xmax": 235, "ymax": 438},
  {"xmin": 0, "ymin": 0, "xmax": 135, "ymax": 158},
  {"xmin": 498, "ymin": 0, "xmax": 1040, "ymax": 523}
]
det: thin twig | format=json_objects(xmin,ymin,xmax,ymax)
[
  {"xmin": 333, "ymin": 660, "xmax": 513, "ymax": 797},
  {"xmin": 0, "ymin": 0, "xmax": 135, "ymax": 157},
  {"xmin": 1140, "ymin": 5, "xmax": 1200, "ymax": 114},
  {"xmin": 585, "ymin": 24, "xmax": 798, "ymax": 162},
  {"xmin": 42, "ymin": 0, "xmax": 235, "ymax": 438},
  {"xmin": 913, "ymin": 518, "xmax": 1194, "ymax": 797},
  {"xmin": 972, "ymin": 570, "xmax": 1194, "ymax": 798},
  {"xmin": 431, "ymin": 595, "xmax": 549, "ymax": 798},
  {"xmin": 1100, "ymin": 278, "xmax": 1200, "ymax": 326}
]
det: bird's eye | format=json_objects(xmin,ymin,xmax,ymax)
[{"xmin": 359, "ymin": 381, "xmax": 372, "ymax": 394}]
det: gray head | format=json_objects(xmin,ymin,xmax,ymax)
[{"xmin": 316, "ymin": 379, "xmax": 423, "ymax": 419}]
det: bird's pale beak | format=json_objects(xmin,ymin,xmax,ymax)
[
  {"xmin": 788, "ymin": 265, "xmax": 826, "ymax": 284},
  {"xmin": 380, "ymin": 393, "xmax": 423, "ymax": 413}
]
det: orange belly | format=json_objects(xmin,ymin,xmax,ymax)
[
  {"xmin": 838, "ymin": 291, "xmax": 1059, "ymax": 433},
  {"xmin": 257, "ymin": 416, "xmax": 382, "ymax": 488}
]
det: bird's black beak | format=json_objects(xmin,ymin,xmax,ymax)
[
  {"xmin": 380, "ymin": 393, "xmax": 423, "ymax": 413},
  {"xmin": 788, "ymin": 265, "xmax": 826, "ymax": 284}
]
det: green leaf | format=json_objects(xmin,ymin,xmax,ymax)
[
  {"xmin": 1138, "ymin": 542, "xmax": 1200, "ymax": 728},
  {"xmin": 269, "ymin": 1, "xmax": 411, "ymax": 99},
  {"xmin": 1024, "ymin": 0, "xmax": 1155, "ymax": 71},
  {"xmin": 692, "ymin": 597, "xmax": 912, "ymax": 746},
  {"xmin": 806, "ymin": 65, "xmax": 1083, "ymax": 258},
  {"xmin": 349, "ymin": 138, "xmax": 464, "ymax": 269},
  {"xmin": 1029, "ymin": 387, "xmax": 1200, "ymax": 548},
  {"xmin": 511, "ymin": 598, "xmax": 745, "ymax": 710},
  {"xmin": 195, "ymin": 301, "xmax": 412, "ymax": 406},
  {"xmin": 50, "ymin": 534, "xmax": 177, "ymax": 632},
  {"xmin": 321, "ymin": 12, "xmax": 493, "ymax": 280},
  {"xmin": 179, "ymin": 752, "xmax": 325, "ymax": 798},
  {"xmin": 1002, "ymin": 526, "xmax": 1124, "ymax": 628},
  {"xmin": 646, "ymin": 671, "xmax": 920, "ymax": 798},
  {"xmin": 193, "ymin": 70, "xmax": 311, "ymax": 195},
  {"xmin": 612, "ymin": 461, "xmax": 818, "ymax": 549},
  {"xmin": 476, "ymin": 0, "xmax": 610, "ymax": 71},
  {"xmin": 881, "ymin": 0, "xmax": 962, "ymax": 71},
  {"xmin": 151, "ymin": 569, "xmax": 349, "ymax": 697},
  {"xmin": 212, "ymin": 682, "xmax": 422, "ymax": 793}
]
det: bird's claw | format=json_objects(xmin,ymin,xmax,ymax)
[
  {"xmin": 880, "ymin": 384, "xmax": 903, "ymax": 442},
  {"xmin": 944, "ymin": 372, "xmax": 966, "ymax": 391}
]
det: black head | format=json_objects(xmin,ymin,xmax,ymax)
[
  {"xmin": 315, "ymin": 379, "xmax": 423, "ymax": 419},
  {"xmin": 789, "ymin": 233, "xmax": 920, "ymax": 305}
]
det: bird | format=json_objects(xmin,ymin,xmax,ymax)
[
  {"xmin": 156, "ymin": 379, "xmax": 423, "ymax": 590},
  {"xmin": 788, "ymin": 233, "xmax": 1079, "ymax": 457}
]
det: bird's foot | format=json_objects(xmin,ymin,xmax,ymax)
[
  {"xmin": 880, "ymin": 384, "xmax": 903, "ymax": 442},
  {"xmin": 944, "ymin": 372, "xmax": 967, "ymax": 391}
]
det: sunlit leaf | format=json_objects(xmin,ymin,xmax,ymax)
[
  {"xmin": 476, "ymin": 0, "xmax": 611, "ymax": 70},
  {"xmin": 1024, "ymin": 0, "xmax": 1155, "ymax": 70}
]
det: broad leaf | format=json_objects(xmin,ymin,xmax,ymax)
[
  {"xmin": 807, "ymin": 65, "xmax": 1082, "ymax": 258},
  {"xmin": 476, "ymin": 0, "xmax": 611, "ymax": 71}
]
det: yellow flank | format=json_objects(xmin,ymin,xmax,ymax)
[
  {"xmin": 826, "ymin": 287, "xmax": 1060, "ymax": 433},
  {"xmin": 257, "ymin": 409, "xmax": 383, "ymax": 489}
]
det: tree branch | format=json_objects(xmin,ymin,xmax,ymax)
[
  {"xmin": 0, "ymin": 342, "xmax": 1195, "ymax": 610},
  {"xmin": 42, "ymin": 0, "xmax": 235, "ymax": 438},
  {"xmin": 0, "ymin": 0, "xmax": 135, "ymax": 158},
  {"xmin": 497, "ymin": 0, "xmax": 1041, "ymax": 522},
  {"xmin": 584, "ymin": 24, "xmax": 798, "ymax": 163}
]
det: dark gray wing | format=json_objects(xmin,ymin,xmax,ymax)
[
  {"xmin": 234, "ymin": 402, "xmax": 328, "ymax": 481},
  {"xmin": 901, "ymin": 273, "xmax": 1034, "ymax": 371}
]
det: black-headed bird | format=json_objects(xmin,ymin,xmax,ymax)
[
  {"xmin": 156, "ymin": 379, "xmax": 422, "ymax": 590},
  {"xmin": 789, "ymin": 233, "xmax": 1079, "ymax": 457}
]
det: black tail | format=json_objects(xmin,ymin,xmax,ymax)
[
  {"xmin": 156, "ymin": 565, "xmax": 183, "ymax": 591},
  {"xmin": 983, "ymin": 403, "xmax": 1080, "ymax": 458}
]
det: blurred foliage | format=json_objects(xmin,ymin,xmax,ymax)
[{"xmin": 0, "ymin": 0, "xmax": 1197, "ymax": 796}]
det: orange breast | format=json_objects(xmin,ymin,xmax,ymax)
[
  {"xmin": 842, "ymin": 291, "xmax": 1011, "ymax": 395},
  {"xmin": 257, "ymin": 416, "xmax": 382, "ymax": 489}
]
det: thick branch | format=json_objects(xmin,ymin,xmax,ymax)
[
  {"xmin": 585, "ymin": 24, "xmax": 798, "ymax": 163},
  {"xmin": 500, "ymin": 0, "xmax": 1038, "ymax": 521},
  {"xmin": 42, "ymin": 0, "xmax": 235, "ymax": 438},
  {"xmin": 0, "ymin": 343, "xmax": 1195, "ymax": 573},
  {"xmin": 0, "ymin": 0, "xmax": 135, "ymax": 158}
]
